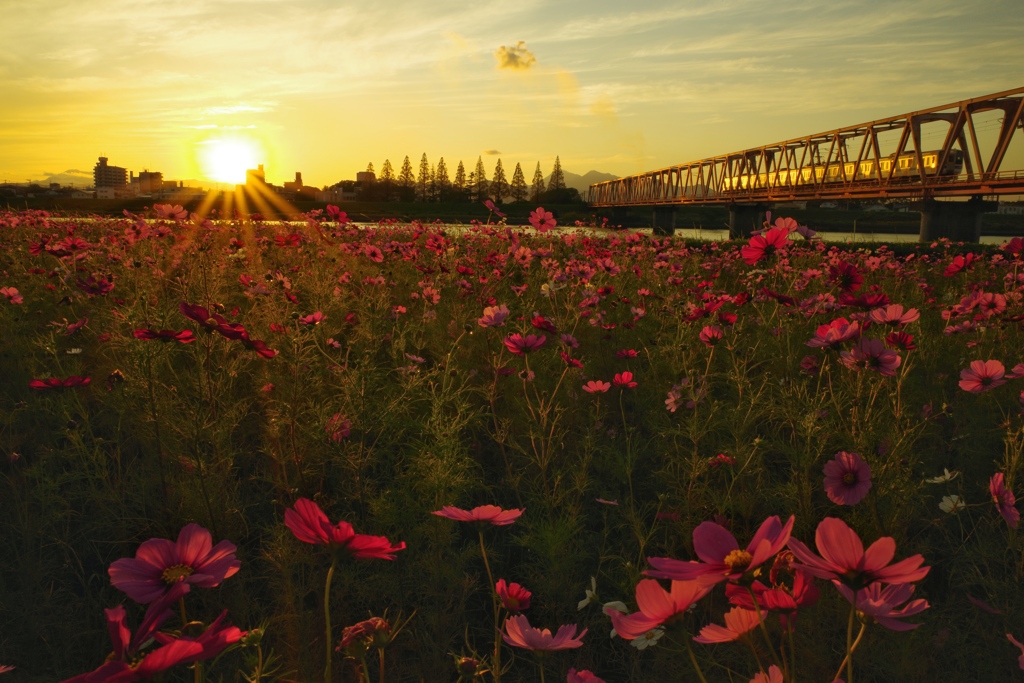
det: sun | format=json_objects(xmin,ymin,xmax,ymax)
[{"xmin": 199, "ymin": 136, "xmax": 262, "ymax": 184}]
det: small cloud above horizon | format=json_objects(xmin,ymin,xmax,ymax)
[
  {"xmin": 483, "ymin": 149, "xmax": 502, "ymax": 155},
  {"xmin": 495, "ymin": 41, "xmax": 536, "ymax": 70}
]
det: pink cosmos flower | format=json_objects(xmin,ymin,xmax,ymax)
[
  {"xmin": 840, "ymin": 337, "xmax": 901, "ymax": 376},
  {"xmin": 326, "ymin": 413, "xmax": 352, "ymax": 442},
  {"xmin": 868, "ymin": 304, "xmax": 920, "ymax": 326},
  {"xmin": 583, "ymin": 380, "xmax": 611, "ymax": 394},
  {"xmin": 496, "ymin": 579, "xmax": 532, "ymax": 612},
  {"xmin": 787, "ymin": 517, "xmax": 929, "ymax": 590},
  {"xmin": 478, "ymin": 304, "xmax": 511, "ymax": 328},
  {"xmin": 806, "ymin": 318, "xmax": 861, "ymax": 349},
  {"xmin": 724, "ymin": 560, "xmax": 819, "ymax": 633},
  {"xmin": 885, "ymin": 331, "xmax": 916, "ymax": 351},
  {"xmin": 828, "ymin": 262, "xmax": 863, "ymax": 292},
  {"xmin": 740, "ymin": 226, "xmax": 789, "ymax": 265},
  {"xmin": 484, "ymin": 199, "xmax": 507, "ymax": 219},
  {"xmin": 284, "ymin": 498, "xmax": 406, "ymax": 559},
  {"xmin": 0, "ymin": 287, "xmax": 23, "ymax": 304},
  {"xmin": 833, "ymin": 582, "xmax": 929, "ymax": 631},
  {"xmin": 693, "ymin": 606, "xmax": 762, "ymax": 643},
  {"xmin": 823, "ymin": 451, "xmax": 872, "ymax": 505},
  {"xmin": 298, "ymin": 311, "xmax": 326, "ymax": 326},
  {"xmin": 432, "ymin": 504, "xmax": 524, "ymax": 526},
  {"xmin": 501, "ymin": 615, "xmax": 586, "ymax": 651},
  {"xmin": 750, "ymin": 665, "xmax": 784, "ymax": 683},
  {"xmin": 699, "ymin": 325, "xmax": 724, "ymax": 347},
  {"xmin": 990, "ymin": 473, "xmax": 1019, "ymax": 529},
  {"xmin": 645, "ymin": 515, "xmax": 794, "ymax": 585},
  {"xmin": 108, "ymin": 523, "xmax": 240, "ymax": 604},
  {"xmin": 153, "ymin": 203, "xmax": 188, "ymax": 220},
  {"xmin": 504, "ymin": 333, "xmax": 547, "ymax": 355},
  {"xmin": 607, "ymin": 579, "xmax": 713, "ymax": 640},
  {"xmin": 959, "ymin": 360, "xmax": 1006, "ymax": 392},
  {"xmin": 529, "ymin": 207, "xmax": 557, "ymax": 233},
  {"xmin": 567, "ymin": 669, "xmax": 606, "ymax": 683},
  {"xmin": 613, "ymin": 371, "xmax": 638, "ymax": 389}
]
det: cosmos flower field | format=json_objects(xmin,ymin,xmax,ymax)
[{"xmin": 1, "ymin": 206, "xmax": 1023, "ymax": 682}]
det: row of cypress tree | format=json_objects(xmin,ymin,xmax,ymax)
[{"xmin": 353, "ymin": 155, "xmax": 574, "ymax": 203}]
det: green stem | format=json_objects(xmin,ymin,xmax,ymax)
[
  {"xmin": 479, "ymin": 531, "xmax": 501, "ymax": 683},
  {"xmin": 684, "ymin": 638, "xmax": 710, "ymax": 683},
  {"xmin": 844, "ymin": 603, "xmax": 856, "ymax": 683},
  {"xmin": 833, "ymin": 621, "xmax": 867, "ymax": 683},
  {"xmin": 747, "ymin": 587, "xmax": 784, "ymax": 670},
  {"xmin": 379, "ymin": 648, "xmax": 385, "ymax": 683},
  {"xmin": 324, "ymin": 554, "xmax": 338, "ymax": 683}
]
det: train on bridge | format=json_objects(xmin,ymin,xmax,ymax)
[{"xmin": 721, "ymin": 149, "xmax": 965, "ymax": 191}]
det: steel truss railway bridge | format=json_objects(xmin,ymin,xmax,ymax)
[{"xmin": 587, "ymin": 87, "xmax": 1024, "ymax": 241}]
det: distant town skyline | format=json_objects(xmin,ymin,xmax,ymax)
[{"xmin": 2, "ymin": 0, "xmax": 1023, "ymax": 188}]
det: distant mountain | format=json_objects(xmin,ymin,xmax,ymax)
[
  {"xmin": 39, "ymin": 169, "xmax": 93, "ymax": 187},
  {"xmin": 543, "ymin": 170, "xmax": 619, "ymax": 195}
]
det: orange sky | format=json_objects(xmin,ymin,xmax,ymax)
[{"xmin": 2, "ymin": 0, "xmax": 1022, "ymax": 188}]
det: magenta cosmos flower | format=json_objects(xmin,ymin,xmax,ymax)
[
  {"xmin": 834, "ymin": 582, "xmax": 929, "ymax": 631},
  {"xmin": 607, "ymin": 579, "xmax": 712, "ymax": 639},
  {"xmin": 29, "ymin": 376, "xmax": 91, "ymax": 390},
  {"xmin": 749, "ymin": 665, "xmax": 784, "ymax": 683},
  {"xmin": 1007, "ymin": 633, "xmax": 1024, "ymax": 670},
  {"xmin": 284, "ymin": 498, "xmax": 405, "ymax": 559},
  {"xmin": 823, "ymin": 451, "xmax": 872, "ymax": 506},
  {"xmin": 504, "ymin": 333, "xmax": 547, "ymax": 355},
  {"xmin": 787, "ymin": 517, "xmax": 929, "ymax": 590},
  {"xmin": 502, "ymin": 615, "xmax": 586, "ymax": 651},
  {"xmin": 959, "ymin": 360, "xmax": 1006, "ymax": 392},
  {"xmin": 432, "ymin": 504, "xmax": 524, "ymax": 526},
  {"xmin": 582, "ymin": 380, "xmax": 611, "ymax": 394},
  {"xmin": 840, "ymin": 338, "xmax": 901, "ymax": 376},
  {"xmin": 108, "ymin": 523, "xmax": 240, "ymax": 604},
  {"xmin": 990, "ymin": 473, "xmax": 1019, "ymax": 529},
  {"xmin": 646, "ymin": 515, "xmax": 794, "ymax": 585}
]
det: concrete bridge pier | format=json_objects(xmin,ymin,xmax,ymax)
[
  {"xmin": 650, "ymin": 206, "xmax": 677, "ymax": 235},
  {"xmin": 729, "ymin": 204, "xmax": 768, "ymax": 239},
  {"xmin": 917, "ymin": 197, "xmax": 996, "ymax": 243}
]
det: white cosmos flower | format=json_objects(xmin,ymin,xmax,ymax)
[
  {"xmin": 939, "ymin": 495, "xmax": 966, "ymax": 513},
  {"xmin": 631, "ymin": 628, "xmax": 665, "ymax": 650},
  {"xmin": 578, "ymin": 577, "xmax": 598, "ymax": 610},
  {"xmin": 926, "ymin": 468, "xmax": 960, "ymax": 484}
]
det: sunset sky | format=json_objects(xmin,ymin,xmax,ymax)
[{"xmin": 2, "ymin": 0, "xmax": 1022, "ymax": 188}]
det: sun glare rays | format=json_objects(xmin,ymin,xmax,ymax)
[{"xmin": 198, "ymin": 136, "xmax": 263, "ymax": 184}]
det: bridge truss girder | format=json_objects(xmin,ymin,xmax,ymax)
[{"xmin": 588, "ymin": 87, "xmax": 1024, "ymax": 207}]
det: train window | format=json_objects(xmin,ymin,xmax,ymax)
[
  {"xmin": 899, "ymin": 157, "xmax": 909, "ymax": 169},
  {"xmin": 924, "ymin": 155, "xmax": 936, "ymax": 168},
  {"xmin": 881, "ymin": 160, "xmax": 891, "ymax": 170}
]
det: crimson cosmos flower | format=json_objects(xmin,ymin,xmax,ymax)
[
  {"xmin": 133, "ymin": 328, "xmax": 196, "ymax": 344},
  {"xmin": 284, "ymin": 498, "xmax": 405, "ymax": 559},
  {"xmin": 740, "ymin": 226, "xmax": 789, "ymax": 265},
  {"xmin": 62, "ymin": 583, "xmax": 244, "ymax": 683},
  {"xmin": 501, "ymin": 615, "xmax": 586, "ymax": 651},
  {"xmin": 108, "ymin": 523, "xmax": 240, "ymax": 604},
  {"xmin": 29, "ymin": 375, "xmax": 91, "ymax": 390},
  {"xmin": 432, "ymin": 504, "xmax": 524, "ymax": 526},
  {"xmin": 645, "ymin": 515, "xmax": 794, "ymax": 585},
  {"xmin": 529, "ymin": 207, "xmax": 557, "ymax": 233},
  {"xmin": 496, "ymin": 579, "xmax": 532, "ymax": 612},
  {"xmin": 787, "ymin": 517, "xmax": 929, "ymax": 590}
]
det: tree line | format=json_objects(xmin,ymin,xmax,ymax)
[{"xmin": 338, "ymin": 155, "xmax": 580, "ymax": 204}]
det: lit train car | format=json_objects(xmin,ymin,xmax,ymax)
[{"xmin": 722, "ymin": 149, "xmax": 964, "ymax": 190}]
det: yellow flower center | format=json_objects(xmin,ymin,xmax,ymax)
[
  {"xmin": 843, "ymin": 472, "xmax": 857, "ymax": 485},
  {"xmin": 723, "ymin": 549, "xmax": 753, "ymax": 572},
  {"xmin": 161, "ymin": 563, "xmax": 194, "ymax": 585}
]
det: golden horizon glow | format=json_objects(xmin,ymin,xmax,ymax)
[{"xmin": 198, "ymin": 137, "xmax": 263, "ymax": 185}]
